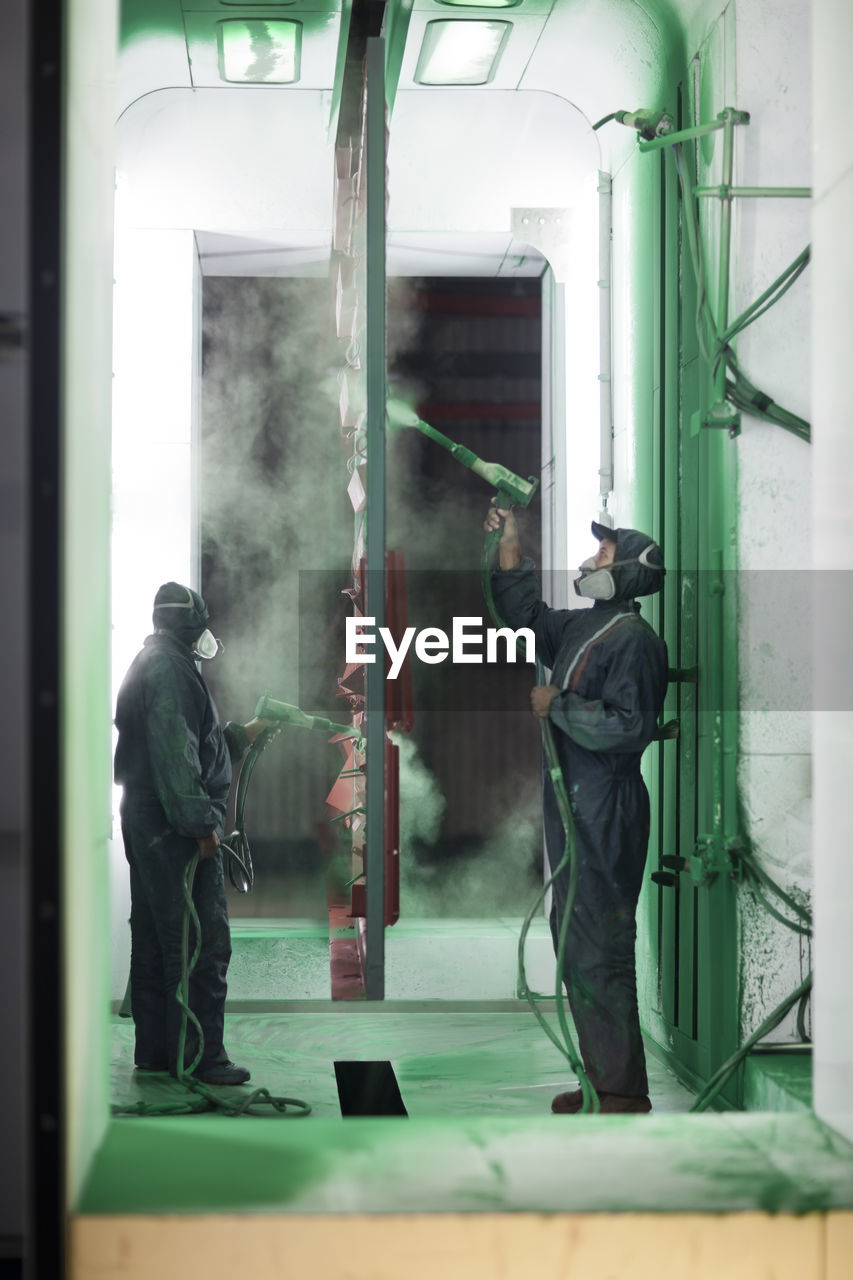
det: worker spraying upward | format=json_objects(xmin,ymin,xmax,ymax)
[{"xmin": 485, "ymin": 505, "xmax": 668, "ymax": 1114}]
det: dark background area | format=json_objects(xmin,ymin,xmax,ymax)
[{"xmin": 201, "ymin": 274, "xmax": 545, "ymax": 918}]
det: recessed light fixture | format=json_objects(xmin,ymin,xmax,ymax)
[
  {"xmin": 217, "ymin": 18, "xmax": 302, "ymax": 83},
  {"xmin": 436, "ymin": 0, "xmax": 521, "ymax": 7},
  {"xmin": 415, "ymin": 20, "xmax": 511, "ymax": 85}
]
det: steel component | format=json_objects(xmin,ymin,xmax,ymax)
[
  {"xmin": 598, "ymin": 172, "xmax": 614, "ymax": 499},
  {"xmin": 695, "ymin": 185, "xmax": 811, "ymax": 199},
  {"xmin": 364, "ymin": 35, "xmax": 387, "ymax": 1000}
]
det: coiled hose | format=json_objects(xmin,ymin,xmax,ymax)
[{"xmin": 112, "ymin": 853, "xmax": 312, "ymax": 1117}]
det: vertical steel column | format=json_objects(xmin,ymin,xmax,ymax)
[
  {"xmin": 364, "ymin": 35, "xmax": 386, "ymax": 1000},
  {"xmin": 597, "ymin": 171, "xmax": 614, "ymax": 503},
  {"xmin": 29, "ymin": 0, "xmax": 65, "ymax": 1272}
]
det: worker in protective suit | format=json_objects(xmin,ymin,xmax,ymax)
[
  {"xmin": 114, "ymin": 582, "xmax": 272, "ymax": 1086},
  {"xmin": 485, "ymin": 507, "xmax": 668, "ymax": 1114}
]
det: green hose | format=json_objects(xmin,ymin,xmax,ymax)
[
  {"xmin": 671, "ymin": 142, "xmax": 811, "ymax": 442},
  {"xmin": 112, "ymin": 853, "xmax": 312, "ymax": 1118},
  {"xmin": 482, "ymin": 534, "xmax": 599, "ymax": 1113},
  {"xmin": 689, "ymin": 972, "xmax": 812, "ymax": 1112},
  {"xmin": 224, "ymin": 727, "xmax": 279, "ymax": 894}
]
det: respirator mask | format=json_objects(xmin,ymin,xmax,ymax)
[
  {"xmin": 192, "ymin": 629, "xmax": 222, "ymax": 661},
  {"xmin": 574, "ymin": 543, "xmax": 663, "ymax": 601},
  {"xmin": 575, "ymin": 557, "xmax": 617, "ymax": 600}
]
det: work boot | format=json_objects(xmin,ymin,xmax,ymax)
[
  {"xmin": 551, "ymin": 1089, "xmax": 652, "ymax": 1114},
  {"xmin": 194, "ymin": 1059, "xmax": 251, "ymax": 1086},
  {"xmin": 598, "ymin": 1093, "xmax": 652, "ymax": 1114},
  {"xmin": 551, "ymin": 1088, "xmax": 585, "ymax": 1114}
]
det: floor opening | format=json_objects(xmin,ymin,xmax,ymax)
[{"xmin": 334, "ymin": 1060, "xmax": 408, "ymax": 1116}]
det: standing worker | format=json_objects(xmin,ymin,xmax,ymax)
[
  {"xmin": 485, "ymin": 507, "xmax": 668, "ymax": 1114},
  {"xmin": 114, "ymin": 582, "xmax": 272, "ymax": 1086}
]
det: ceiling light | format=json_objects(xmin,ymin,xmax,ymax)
[
  {"xmin": 217, "ymin": 19, "xmax": 302, "ymax": 83},
  {"xmin": 436, "ymin": 0, "xmax": 521, "ymax": 7},
  {"xmin": 414, "ymin": 20, "xmax": 511, "ymax": 85}
]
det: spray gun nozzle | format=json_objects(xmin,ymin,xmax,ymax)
[
  {"xmin": 386, "ymin": 398, "xmax": 422, "ymax": 431},
  {"xmin": 254, "ymin": 694, "xmax": 363, "ymax": 744},
  {"xmin": 385, "ymin": 397, "xmax": 539, "ymax": 510}
]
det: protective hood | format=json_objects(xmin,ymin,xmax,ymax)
[
  {"xmin": 152, "ymin": 582, "xmax": 211, "ymax": 646},
  {"xmin": 586, "ymin": 522, "xmax": 665, "ymax": 600}
]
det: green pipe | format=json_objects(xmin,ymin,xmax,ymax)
[
  {"xmin": 715, "ymin": 114, "xmax": 736, "ymax": 411},
  {"xmin": 481, "ymin": 542, "xmax": 597, "ymax": 1113},
  {"xmin": 638, "ymin": 110, "xmax": 749, "ymax": 153},
  {"xmin": 696, "ymin": 186, "xmax": 811, "ymax": 199},
  {"xmin": 721, "ymin": 245, "xmax": 810, "ymax": 343}
]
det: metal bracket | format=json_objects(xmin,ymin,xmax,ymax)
[
  {"xmin": 667, "ymin": 666, "xmax": 698, "ymax": 683},
  {"xmin": 703, "ymin": 401, "xmax": 742, "ymax": 437},
  {"xmin": 652, "ymin": 836, "xmax": 741, "ymax": 890},
  {"xmin": 638, "ymin": 107, "xmax": 750, "ymax": 153}
]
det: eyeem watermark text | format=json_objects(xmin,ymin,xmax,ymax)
[{"xmin": 346, "ymin": 616, "xmax": 535, "ymax": 679}]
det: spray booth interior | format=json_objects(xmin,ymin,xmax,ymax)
[{"xmin": 35, "ymin": 0, "xmax": 853, "ymax": 1273}]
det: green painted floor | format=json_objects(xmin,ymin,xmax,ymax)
[
  {"xmin": 111, "ymin": 1007, "xmax": 698, "ymax": 1119},
  {"xmin": 86, "ymin": 1008, "xmax": 853, "ymax": 1216}
]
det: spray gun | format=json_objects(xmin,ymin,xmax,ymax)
[
  {"xmin": 224, "ymin": 696, "xmax": 363, "ymax": 895},
  {"xmin": 254, "ymin": 693, "xmax": 363, "ymax": 743},
  {"xmin": 386, "ymin": 395, "xmax": 539, "ymax": 654},
  {"xmin": 386, "ymin": 396, "xmax": 539, "ymax": 530}
]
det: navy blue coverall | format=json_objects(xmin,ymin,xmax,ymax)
[
  {"xmin": 492, "ymin": 550, "xmax": 668, "ymax": 1098},
  {"xmin": 114, "ymin": 631, "xmax": 248, "ymax": 1074}
]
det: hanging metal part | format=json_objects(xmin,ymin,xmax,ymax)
[{"xmin": 363, "ymin": 34, "xmax": 387, "ymax": 1000}]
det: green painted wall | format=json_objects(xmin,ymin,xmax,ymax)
[
  {"xmin": 606, "ymin": 3, "xmax": 747, "ymax": 1099},
  {"xmin": 63, "ymin": 0, "xmax": 118, "ymax": 1209}
]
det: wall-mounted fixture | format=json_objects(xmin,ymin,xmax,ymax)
[
  {"xmin": 217, "ymin": 18, "xmax": 303, "ymax": 83},
  {"xmin": 414, "ymin": 19, "xmax": 510, "ymax": 85}
]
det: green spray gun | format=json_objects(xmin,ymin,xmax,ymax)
[
  {"xmin": 385, "ymin": 396, "xmax": 539, "ymax": 621},
  {"xmin": 386, "ymin": 397, "xmax": 538, "ymax": 521},
  {"xmin": 224, "ymin": 696, "xmax": 363, "ymax": 894},
  {"xmin": 254, "ymin": 693, "xmax": 363, "ymax": 742}
]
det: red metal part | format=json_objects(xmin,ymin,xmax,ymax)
[
  {"xmin": 332, "ymin": 551, "xmax": 409, "ymax": 940},
  {"xmin": 384, "ymin": 549, "xmax": 414, "ymax": 733},
  {"xmin": 346, "ymin": 738, "xmax": 399, "ymax": 927},
  {"xmin": 384, "ymin": 737, "xmax": 400, "ymax": 927}
]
